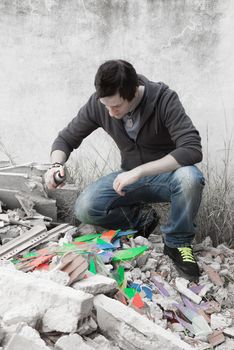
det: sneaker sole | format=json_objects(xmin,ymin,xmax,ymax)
[
  {"xmin": 164, "ymin": 250, "xmax": 200, "ymax": 283},
  {"xmin": 174, "ymin": 265, "xmax": 199, "ymax": 283}
]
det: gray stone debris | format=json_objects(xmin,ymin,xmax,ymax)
[
  {"xmin": 0, "ymin": 266, "xmax": 93, "ymax": 334},
  {"xmin": 223, "ymin": 327, "xmax": 234, "ymax": 338},
  {"xmin": 215, "ymin": 338, "xmax": 234, "ymax": 349},
  {"xmin": 4, "ymin": 334, "xmax": 50, "ymax": 350},
  {"xmin": 134, "ymin": 235, "xmax": 154, "ymax": 249},
  {"xmin": 141, "ymin": 257, "xmax": 158, "ymax": 272},
  {"xmin": 211, "ymin": 313, "xmax": 232, "ymax": 330},
  {"xmin": 54, "ymin": 334, "xmax": 95, "ymax": 350},
  {"xmin": 76, "ymin": 316, "xmax": 97, "ymax": 335},
  {"xmin": 73, "ymin": 274, "xmax": 118, "ymax": 295},
  {"xmin": 129, "ymin": 267, "xmax": 142, "ymax": 280},
  {"xmin": 2, "ymin": 324, "xmax": 49, "ymax": 349},
  {"xmin": 2, "ymin": 304, "xmax": 41, "ymax": 328},
  {"xmin": 33, "ymin": 269, "xmax": 70, "ymax": 286},
  {"xmin": 0, "ymin": 201, "xmax": 233, "ymax": 350},
  {"xmin": 85, "ymin": 334, "xmax": 121, "ymax": 350},
  {"xmin": 94, "ymin": 294, "xmax": 193, "ymax": 350}
]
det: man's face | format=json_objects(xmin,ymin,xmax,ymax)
[{"xmin": 100, "ymin": 93, "xmax": 132, "ymax": 119}]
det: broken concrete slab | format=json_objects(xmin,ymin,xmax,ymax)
[
  {"xmin": 42, "ymin": 304, "xmax": 84, "ymax": 333},
  {"xmin": 93, "ymin": 294, "xmax": 193, "ymax": 350},
  {"xmin": 0, "ymin": 163, "xmax": 59, "ymax": 220},
  {"xmin": 223, "ymin": 327, "xmax": 234, "ymax": 338},
  {"xmin": 175, "ymin": 277, "xmax": 202, "ymax": 304},
  {"xmin": 73, "ymin": 274, "xmax": 118, "ymax": 295},
  {"xmin": 3, "ymin": 304, "xmax": 41, "ymax": 328},
  {"xmin": 203, "ymin": 263, "xmax": 224, "ymax": 287},
  {"xmin": 5, "ymin": 333, "xmax": 49, "ymax": 350},
  {"xmin": 0, "ymin": 266, "xmax": 93, "ymax": 333},
  {"xmin": 215, "ymin": 338, "xmax": 234, "ymax": 349},
  {"xmin": 0, "ymin": 172, "xmax": 47, "ymax": 198},
  {"xmin": 48, "ymin": 184, "xmax": 79, "ymax": 222},
  {"xmin": 208, "ymin": 330, "xmax": 225, "ymax": 347},
  {"xmin": 33, "ymin": 269, "xmax": 70, "ymax": 286},
  {"xmin": 54, "ymin": 334, "xmax": 95, "ymax": 350},
  {"xmin": 77, "ymin": 316, "xmax": 97, "ymax": 335},
  {"xmin": 0, "ymin": 163, "xmax": 49, "ymax": 177},
  {"xmin": 211, "ymin": 313, "xmax": 232, "ymax": 330},
  {"xmin": 0, "ymin": 189, "xmax": 57, "ymax": 220},
  {"xmin": 85, "ymin": 334, "xmax": 121, "ymax": 350}
]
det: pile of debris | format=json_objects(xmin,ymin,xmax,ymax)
[{"xmin": 0, "ymin": 163, "xmax": 233, "ymax": 350}]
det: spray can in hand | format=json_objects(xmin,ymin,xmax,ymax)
[{"xmin": 53, "ymin": 170, "xmax": 66, "ymax": 185}]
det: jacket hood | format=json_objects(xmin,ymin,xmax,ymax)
[
  {"xmin": 137, "ymin": 74, "xmax": 169, "ymax": 130},
  {"xmin": 138, "ymin": 74, "xmax": 169, "ymax": 114}
]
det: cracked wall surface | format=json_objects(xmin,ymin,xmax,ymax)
[{"xmin": 0, "ymin": 0, "xmax": 233, "ymax": 169}]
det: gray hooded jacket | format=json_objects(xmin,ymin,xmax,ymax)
[{"xmin": 52, "ymin": 75, "xmax": 202, "ymax": 171}]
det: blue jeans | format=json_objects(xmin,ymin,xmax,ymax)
[{"xmin": 74, "ymin": 165, "xmax": 205, "ymax": 248}]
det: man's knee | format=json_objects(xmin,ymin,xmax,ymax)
[
  {"xmin": 74, "ymin": 187, "xmax": 108, "ymax": 225},
  {"xmin": 171, "ymin": 166, "xmax": 205, "ymax": 194},
  {"xmin": 74, "ymin": 192, "xmax": 93, "ymax": 223}
]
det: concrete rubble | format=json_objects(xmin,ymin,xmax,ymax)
[
  {"xmin": 0, "ymin": 163, "xmax": 233, "ymax": 349},
  {"xmin": 94, "ymin": 294, "xmax": 193, "ymax": 350},
  {"xmin": 73, "ymin": 274, "xmax": 118, "ymax": 295}
]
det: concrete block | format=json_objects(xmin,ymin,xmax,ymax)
[
  {"xmin": 203, "ymin": 264, "xmax": 224, "ymax": 287},
  {"xmin": 141, "ymin": 258, "xmax": 158, "ymax": 272},
  {"xmin": 0, "ymin": 189, "xmax": 57, "ymax": 220},
  {"xmin": 175, "ymin": 277, "xmax": 202, "ymax": 304},
  {"xmin": 224, "ymin": 327, "xmax": 234, "ymax": 338},
  {"xmin": 72, "ymin": 274, "xmax": 118, "ymax": 295},
  {"xmin": 0, "ymin": 172, "xmax": 46, "ymax": 196},
  {"xmin": 208, "ymin": 330, "xmax": 225, "ymax": 347},
  {"xmin": 2, "ymin": 322, "xmax": 47, "ymax": 347},
  {"xmin": 0, "ymin": 163, "xmax": 57, "ymax": 219},
  {"xmin": 0, "ymin": 266, "xmax": 93, "ymax": 333},
  {"xmin": 93, "ymin": 294, "xmax": 193, "ymax": 350},
  {"xmin": 42, "ymin": 305, "xmax": 80, "ymax": 333},
  {"xmin": 5, "ymin": 333, "xmax": 49, "ymax": 350},
  {"xmin": 48, "ymin": 184, "xmax": 79, "ymax": 222},
  {"xmin": 0, "ymin": 163, "xmax": 49, "ymax": 177},
  {"xmin": 3, "ymin": 304, "xmax": 41, "ymax": 327},
  {"xmin": 211, "ymin": 313, "xmax": 232, "ymax": 330},
  {"xmin": 55, "ymin": 334, "xmax": 95, "ymax": 350},
  {"xmin": 85, "ymin": 334, "xmax": 121, "ymax": 350},
  {"xmin": 77, "ymin": 316, "xmax": 97, "ymax": 335}
]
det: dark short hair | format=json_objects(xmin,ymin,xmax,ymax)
[{"xmin": 94, "ymin": 59, "xmax": 139, "ymax": 101}]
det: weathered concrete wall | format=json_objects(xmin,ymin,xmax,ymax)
[{"xmin": 0, "ymin": 0, "xmax": 233, "ymax": 171}]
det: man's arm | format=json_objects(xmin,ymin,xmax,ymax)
[
  {"xmin": 161, "ymin": 89, "xmax": 202, "ymax": 165},
  {"xmin": 113, "ymin": 154, "xmax": 180, "ymax": 196},
  {"xmin": 45, "ymin": 94, "xmax": 100, "ymax": 190},
  {"xmin": 51, "ymin": 150, "xmax": 67, "ymax": 165},
  {"xmin": 51, "ymin": 94, "xmax": 100, "ymax": 161}
]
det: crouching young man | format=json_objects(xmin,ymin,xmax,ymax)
[{"xmin": 45, "ymin": 59, "xmax": 205, "ymax": 280}]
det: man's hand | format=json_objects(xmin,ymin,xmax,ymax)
[
  {"xmin": 44, "ymin": 164, "xmax": 65, "ymax": 190},
  {"xmin": 112, "ymin": 155, "xmax": 181, "ymax": 196},
  {"xmin": 113, "ymin": 169, "xmax": 141, "ymax": 196}
]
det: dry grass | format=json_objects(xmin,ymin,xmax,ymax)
[
  {"xmin": 0, "ymin": 138, "xmax": 15, "ymax": 166},
  {"xmin": 196, "ymin": 136, "xmax": 234, "ymax": 246}
]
